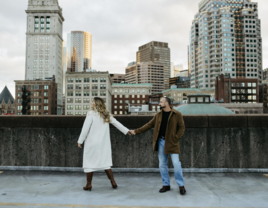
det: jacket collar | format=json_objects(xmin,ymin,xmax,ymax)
[{"xmin": 160, "ymin": 107, "xmax": 177, "ymax": 114}]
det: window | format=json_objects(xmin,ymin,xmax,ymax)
[
  {"xmin": 76, "ymin": 78, "xmax": 82, "ymax": 83},
  {"xmin": 92, "ymin": 84, "xmax": 98, "ymax": 90},
  {"xmin": 17, "ymin": 106, "xmax": 22, "ymax": 110},
  {"xmin": 17, "ymin": 92, "xmax": 22, "ymax": 97},
  {"xmin": 114, "ymin": 100, "xmax": 117, "ymax": 104},
  {"xmin": 17, "ymin": 85, "xmax": 22, "ymax": 90},
  {"xmin": 75, "ymin": 84, "xmax": 82, "ymax": 90},
  {"xmin": 84, "ymin": 78, "xmax": 90, "ymax": 83},
  {"xmin": 92, "ymin": 91, "xmax": 98, "ymax": 96},
  {"xmin": 100, "ymin": 84, "xmax": 106, "ymax": 89},
  {"xmin": 75, "ymin": 98, "xmax": 81, "ymax": 103},
  {"xmin": 83, "ymin": 105, "xmax": 90, "ymax": 110},
  {"xmin": 92, "ymin": 78, "xmax": 98, "ymax": 82},
  {"xmin": 84, "ymin": 91, "xmax": 90, "ymax": 96},
  {"xmin": 75, "ymin": 91, "xmax": 81, "ymax": 96},
  {"xmin": 132, "ymin": 95, "xmax": 135, "ymax": 98},
  {"xmin": 44, "ymin": 92, "xmax": 48, "ymax": 96},
  {"xmin": 68, "ymin": 78, "xmax": 74, "ymax": 83},
  {"xmin": 67, "ymin": 106, "xmax": 73, "ymax": 110},
  {"xmin": 44, "ymin": 106, "xmax": 48, "ymax": 110},
  {"xmin": 114, "ymin": 111, "xmax": 117, "ymax": 115},
  {"xmin": 67, "ymin": 98, "xmax": 73, "ymax": 103},
  {"xmin": 67, "ymin": 92, "xmax": 73, "ymax": 96},
  {"xmin": 84, "ymin": 98, "xmax": 90, "ymax": 103},
  {"xmin": 75, "ymin": 105, "xmax": 82, "ymax": 110},
  {"xmin": 125, "ymin": 89, "xmax": 129, "ymax": 93},
  {"xmin": 100, "ymin": 91, "xmax": 106, "ymax": 96},
  {"xmin": 44, "ymin": 85, "xmax": 49, "ymax": 90},
  {"xmin": 100, "ymin": 77, "xmax": 106, "ymax": 82},
  {"xmin": 114, "ymin": 95, "xmax": 117, "ymax": 98},
  {"xmin": 67, "ymin": 85, "xmax": 73, "ymax": 90},
  {"xmin": 84, "ymin": 84, "xmax": 90, "ymax": 90},
  {"xmin": 34, "ymin": 85, "xmax": 39, "ymax": 90},
  {"xmin": 44, "ymin": 99, "xmax": 48, "ymax": 103}
]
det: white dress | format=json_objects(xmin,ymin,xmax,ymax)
[{"xmin": 77, "ymin": 111, "xmax": 129, "ymax": 173}]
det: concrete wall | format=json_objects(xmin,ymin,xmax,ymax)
[{"xmin": 0, "ymin": 115, "xmax": 268, "ymax": 168}]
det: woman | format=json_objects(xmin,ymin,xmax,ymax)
[{"xmin": 77, "ymin": 97, "xmax": 131, "ymax": 191}]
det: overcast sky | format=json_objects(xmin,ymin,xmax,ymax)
[{"xmin": 1, "ymin": 0, "xmax": 268, "ymax": 97}]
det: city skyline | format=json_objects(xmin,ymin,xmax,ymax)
[{"xmin": 1, "ymin": 0, "xmax": 268, "ymax": 97}]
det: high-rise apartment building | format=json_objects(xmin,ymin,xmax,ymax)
[
  {"xmin": 25, "ymin": 0, "xmax": 64, "ymax": 115},
  {"xmin": 137, "ymin": 41, "xmax": 170, "ymax": 90},
  {"xmin": 189, "ymin": 0, "xmax": 263, "ymax": 89},
  {"xmin": 67, "ymin": 31, "xmax": 92, "ymax": 72},
  {"xmin": 125, "ymin": 62, "xmax": 164, "ymax": 94}
]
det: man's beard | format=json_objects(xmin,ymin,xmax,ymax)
[{"xmin": 159, "ymin": 106, "xmax": 165, "ymax": 109}]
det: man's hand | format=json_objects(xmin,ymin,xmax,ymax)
[
  {"xmin": 78, "ymin": 143, "xmax": 82, "ymax": 148},
  {"xmin": 127, "ymin": 130, "xmax": 136, "ymax": 135}
]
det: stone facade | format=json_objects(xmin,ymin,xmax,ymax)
[
  {"xmin": 65, "ymin": 71, "xmax": 112, "ymax": 115},
  {"xmin": 25, "ymin": 0, "xmax": 64, "ymax": 115}
]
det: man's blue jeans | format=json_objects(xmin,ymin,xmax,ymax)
[{"xmin": 158, "ymin": 136, "xmax": 184, "ymax": 187}]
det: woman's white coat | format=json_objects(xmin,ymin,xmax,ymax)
[{"xmin": 77, "ymin": 111, "xmax": 129, "ymax": 170}]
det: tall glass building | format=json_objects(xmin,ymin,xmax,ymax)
[
  {"xmin": 189, "ymin": 0, "xmax": 263, "ymax": 89},
  {"xmin": 67, "ymin": 31, "xmax": 92, "ymax": 72}
]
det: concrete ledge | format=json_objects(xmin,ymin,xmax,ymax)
[
  {"xmin": 1, "ymin": 166, "xmax": 268, "ymax": 173},
  {"xmin": 248, "ymin": 115, "xmax": 268, "ymax": 127},
  {"xmin": 208, "ymin": 115, "xmax": 248, "ymax": 128},
  {"xmin": 1, "ymin": 115, "xmax": 268, "ymax": 128}
]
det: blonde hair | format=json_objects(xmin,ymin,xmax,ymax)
[{"xmin": 91, "ymin": 97, "xmax": 111, "ymax": 123}]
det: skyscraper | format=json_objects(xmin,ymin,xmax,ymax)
[
  {"xmin": 25, "ymin": 0, "xmax": 64, "ymax": 115},
  {"xmin": 67, "ymin": 31, "xmax": 92, "ymax": 72},
  {"xmin": 189, "ymin": 0, "xmax": 263, "ymax": 89},
  {"xmin": 137, "ymin": 41, "xmax": 170, "ymax": 90}
]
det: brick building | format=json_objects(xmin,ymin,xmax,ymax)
[
  {"xmin": 14, "ymin": 77, "xmax": 58, "ymax": 115},
  {"xmin": 215, "ymin": 74, "xmax": 259, "ymax": 103},
  {"xmin": 111, "ymin": 83, "xmax": 152, "ymax": 115}
]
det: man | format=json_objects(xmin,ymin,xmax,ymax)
[{"xmin": 130, "ymin": 97, "xmax": 186, "ymax": 195}]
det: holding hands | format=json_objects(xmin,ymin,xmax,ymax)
[{"xmin": 127, "ymin": 130, "xmax": 136, "ymax": 135}]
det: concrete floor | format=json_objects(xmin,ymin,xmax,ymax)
[{"xmin": 0, "ymin": 171, "xmax": 267, "ymax": 208}]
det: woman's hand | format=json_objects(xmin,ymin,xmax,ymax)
[{"xmin": 78, "ymin": 143, "xmax": 82, "ymax": 148}]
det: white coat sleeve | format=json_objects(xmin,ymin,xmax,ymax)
[
  {"xmin": 110, "ymin": 116, "xmax": 129, "ymax": 135},
  {"xmin": 77, "ymin": 112, "xmax": 93, "ymax": 144}
]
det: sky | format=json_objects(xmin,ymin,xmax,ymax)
[{"xmin": 0, "ymin": 0, "xmax": 268, "ymax": 97}]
